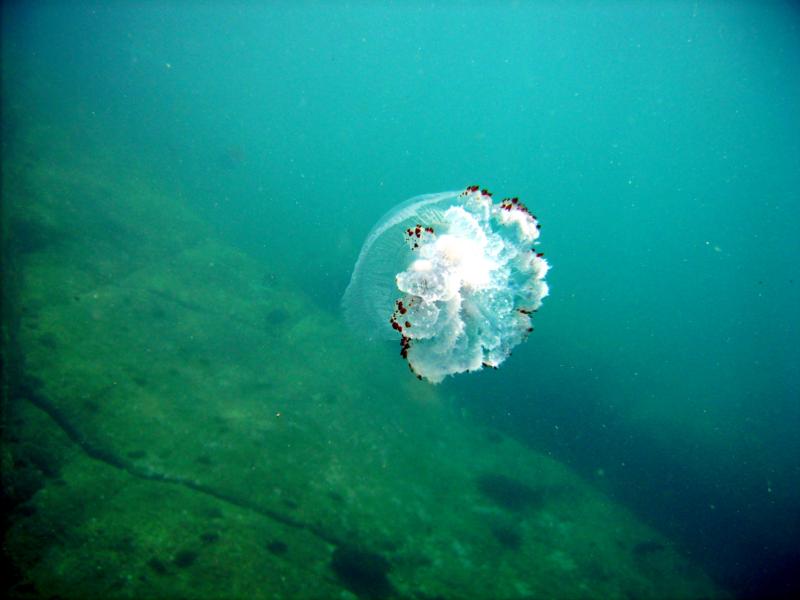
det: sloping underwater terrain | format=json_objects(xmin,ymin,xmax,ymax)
[{"xmin": 1, "ymin": 80, "xmax": 726, "ymax": 600}]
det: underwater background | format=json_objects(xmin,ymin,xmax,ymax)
[{"xmin": 2, "ymin": 2, "xmax": 798, "ymax": 599}]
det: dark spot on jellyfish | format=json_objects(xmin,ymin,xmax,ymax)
[
  {"xmin": 147, "ymin": 557, "xmax": 168, "ymax": 575},
  {"xmin": 331, "ymin": 545, "xmax": 394, "ymax": 599},
  {"xmin": 476, "ymin": 473, "xmax": 544, "ymax": 512},
  {"xmin": 405, "ymin": 321, "xmax": 411, "ymax": 328},
  {"xmin": 267, "ymin": 540, "xmax": 288, "ymax": 555},
  {"xmin": 173, "ymin": 549, "xmax": 198, "ymax": 568}
]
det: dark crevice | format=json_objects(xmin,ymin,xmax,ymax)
[
  {"xmin": 2, "ymin": 242, "xmax": 335, "ymax": 543},
  {"xmin": 17, "ymin": 374, "xmax": 341, "ymax": 547}
]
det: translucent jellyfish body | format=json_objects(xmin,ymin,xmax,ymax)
[{"xmin": 342, "ymin": 186, "xmax": 549, "ymax": 383}]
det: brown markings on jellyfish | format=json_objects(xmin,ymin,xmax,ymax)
[
  {"xmin": 404, "ymin": 223, "xmax": 435, "ymax": 251},
  {"xmin": 400, "ymin": 335, "xmax": 411, "ymax": 359},
  {"xmin": 390, "ymin": 296, "xmax": 418, "ymax": 337},
  {"xmin": 500, "ymin": 196, "xmax": 535, "ymax": 217}
]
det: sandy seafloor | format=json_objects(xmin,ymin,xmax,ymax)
[{"xmin": 0, "ymin": 53, "xmax": 728, "ymax": 600}]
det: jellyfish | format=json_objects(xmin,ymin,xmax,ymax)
[{"xmin": 342, "ymin": 186, "xmax": 549, "ymax": 383}]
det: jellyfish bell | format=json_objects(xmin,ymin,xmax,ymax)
[
  {"xmin": 342, "ymin": 186, "xmax": 549, "ymax": 383},
  {"xmin": 341, "ymin": 190, "xmax": 466, "ymax": 338}
]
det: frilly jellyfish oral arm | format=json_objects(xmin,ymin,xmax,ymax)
[{"xmin": 342, "ymin": 186, "xmax": 549, "ymax": 383}]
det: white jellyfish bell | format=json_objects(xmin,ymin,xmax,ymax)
[{"xmin": 342, "ymin": 186, "xmax": 549, "ymax": 383}]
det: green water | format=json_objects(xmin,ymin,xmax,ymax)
[{"xmin": 3, "ymin": 2, "xmax": 799, "ymax": 598}]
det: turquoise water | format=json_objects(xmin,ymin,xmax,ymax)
[{"xmin": 4, "ymin": 2, "xmax": 799, "ymax": 597}]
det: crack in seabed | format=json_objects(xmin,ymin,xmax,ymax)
[{"xmin": 19, "ymin": 378, "xmax": 342, "ymax": 547}]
